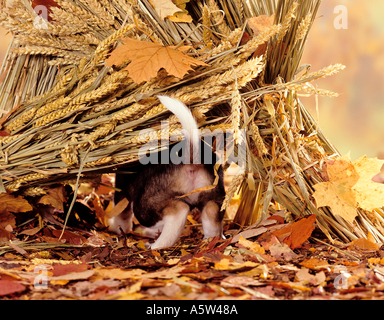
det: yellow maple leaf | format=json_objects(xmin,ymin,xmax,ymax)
[
  {"xmin": 106, "ymin": 37, "xmax": 207, "ymax": 83},
  {"xmin": 313, "ymin": 155, "xmax": 384, "ymax": 223},
  {"xmin": 352, "ymin": 156, "xmax": 384, "ymax": 211}
]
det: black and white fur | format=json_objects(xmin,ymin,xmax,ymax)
[{"xmin": 108, "ymin": 96, "xmax": 226, "ymax": 249}]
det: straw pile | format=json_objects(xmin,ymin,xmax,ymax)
[{"xmin": 1, "ymin": 0, "xmax": 383, "ymax": 243}]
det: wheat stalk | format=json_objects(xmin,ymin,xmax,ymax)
[
  {"xmin": 208, "ymin": 0, "xmax": 232, "ymax": 36},
  {"xmin": 55, "ymin": 0, "xmax": 113, "ymax": 30},
  {"xmin": 276, "ymin": 1, "xmax": 298, "ymax": 41},
  {"xmin": 250, "ymin": 121, "xmax": 268, "ymax": 155},
  {"xmin": 202, "ymin": 4, "xmax": 212, "ymax": 45},
  {"xmin": 1, "ymin": 0, "xmax": 370, "ymax": 245},
  {"xmin": 231, "ymin": 89, "xmax": 242, "ymax": 144},
  {"xmin": 221, "ymin": 172, "xmax": 245, "ymax": 210},
  {"xmin": 294, "ymin": 13, "xmax": 311, "ymax": 46}
]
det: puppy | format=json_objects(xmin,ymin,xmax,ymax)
[{"xmin": 108, "ymin": 96, "xmax": 226, "ymax": 249}]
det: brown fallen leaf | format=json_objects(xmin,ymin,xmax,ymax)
[
  {"xmin": 0, "ymin": 280, "xmax": 26, "ymax": 296},
  {"xmin": 0, "ymin": 193, "xmax": 32, "ymax": 214},
  {"xmin": 49, "ymin": 269, "xmax": 95, "ymax": 281},
  {"xmin": 94, "ymin": 267, "xmax": 146, "ymax": 280},
  {"xmin": 221, "ymin": 276, "xmax": 264, "ymax": 288},
  {"xmin": 38, "ymin": 185, "xmax": 66, "ymax": 211},
  {"xmin": 19, "ymin": 226, "xmax": 42, "ymax": 236},
  {"xmin": 272, "ymin": 214, "xmax": 316, "ymax": 250},
  {"xmin": 238, "ymin": 236, "xmax": 265, "ymax": 254},
  {"xmin": 0, "ymin": 210, "xmax": 16, "ymax": 230},
  {"xmin": 51, "ymin": 229, "xmax": 87, "ymax": 245},
  {"xmin": 295, "ymin": 268, "xmax": 326, "ymax": 286},
  {"xmin": 231, "ymin": 227, "xmax": 268, "ymax": 243},
  {"xmin": 106, "ymin": 37, "xmax": 207, "ymax": 83},
  {"xmin": 0, "ymin": 227, "xmax": 12, "ymax": 242},
  {"xmin": 269, "ymin": 243, "xmax": 298, "ymax": 261},
  {"xmin": 51, "ymin": 263, "xmax": 89, "ymax": 276}
]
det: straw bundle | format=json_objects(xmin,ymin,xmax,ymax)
[{"xmin": 1, "ymin": 0, "xmax": 383, "ymax": 243}]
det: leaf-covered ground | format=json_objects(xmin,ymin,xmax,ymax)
[
  {"xmin": 0, "ymin": 196, "xmax": 384, "ymax": 300},
  {"xmin": 1, "ymin": 180, "xmax": 384, "ymax": 301}
]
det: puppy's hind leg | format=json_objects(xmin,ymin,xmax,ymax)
[
  {"xmin": 149, "ymin": 201, "xmax": 190, "ymax": 249},
  {"xmin": 201, "ymin": 200, "xmax": 225, "ymax": 239}
]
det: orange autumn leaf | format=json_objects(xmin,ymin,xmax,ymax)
[
  {"xmin": 348, "ymin": 238, "xmax": 379, "ymax": 251},
  {"xmin": 272, "ymin": 214, "xmax": 316, "ymax": 250},
  {"xmin": 106, "ymin": 37, "xmax": 207, "ymax": 83},
  {"xmin": 300, "ymin": 258, "xmax": 329, "ymax": 270}
]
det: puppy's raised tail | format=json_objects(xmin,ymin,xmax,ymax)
[{"xmin": 157, "ymin": 95, "xmax": 200, "ymax": 163}]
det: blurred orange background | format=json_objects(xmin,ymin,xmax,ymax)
[{"xmin": 0, "ymin": 0, "xmax": 383, "ymax": 160}]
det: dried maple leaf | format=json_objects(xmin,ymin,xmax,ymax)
[
  {"xmin": 313, "ymin": 155, "xmax": 384, "ymax": 223},
  {"xmin": 148, "ymin": 0, "xmax": 183, "ymax": 20},
  {"xmin": 106, "ymin": 37, "xmax": 207, "ymax": 83}
]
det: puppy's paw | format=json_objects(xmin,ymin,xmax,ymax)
[{"xmin": 107, "ymin": 215, "xmax": 130, "ymax": 234}]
